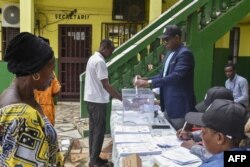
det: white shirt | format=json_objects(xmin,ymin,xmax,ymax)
[
  {"xmin": 163, "ymin": 52, "xmax": 175, "ymax": 77},
  {"xmin": 84, "ymin": 52, "xmax": 109, "ymax": 103}
]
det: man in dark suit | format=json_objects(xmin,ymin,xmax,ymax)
[{"xmin": 134, "ymin": 25, "xmax": 196, "ymax": 130}]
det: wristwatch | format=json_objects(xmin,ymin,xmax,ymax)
[{"xmin": 147, "ymin": 80, "xmax": 152, "ymax": 84}]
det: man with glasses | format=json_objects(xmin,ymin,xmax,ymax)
[{"xmin": 134, "ymin": 25, "xmax": 196, "ymax": 130}]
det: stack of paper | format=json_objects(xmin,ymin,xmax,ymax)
[
  {"xmin": 116, "ymin": 143, "xmax": 162, "ymax": 156},
  {"xmin": 161, "ymin": 146, "xmax": 201, "ymax": 165},
  {"xmin": 114, "ymin": 134, "xmax": 153, "ymax": 144},
  {"xmin": 154, "ymin": 155, "xmax": 202, "ymax": 167},
  {"xmin": 152, "ymin": 135, "xmax": 182, "ymax": 148},
  {"xmin": 114, "ymin": 125, "xmax": 150, "ymax": 134}
]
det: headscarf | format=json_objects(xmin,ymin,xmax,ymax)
[{"xmin": 4, "ymin": 32, "xmax": 54, "ymax": 77}]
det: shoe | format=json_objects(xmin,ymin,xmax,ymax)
[{"xmin": 97, "ymin": 157, "xmax": 108, "ymax": 164}]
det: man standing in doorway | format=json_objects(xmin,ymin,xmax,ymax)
[
  {"xmin": 134, "ymin": 25, "xmax": 196, "ymax": 130},
  {"xmin": 225, "ymin": 63, "xmax": 249, "ymax": 107},
  {"xmin": 84, "ymin": 40, "xmax": 122, "ymax": 167}
]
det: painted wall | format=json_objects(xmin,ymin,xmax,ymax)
[
  {"xmin": 35, "ymin": 0, "xmax": 116, "ymax": 58},
  {"xmin": 0, "ymin": 0, "xmax": 137, "ymax": 59}
]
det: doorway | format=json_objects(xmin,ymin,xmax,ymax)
[{"xmin": 58, "ymin": 25, "xmax": 92, "ymax": 101}]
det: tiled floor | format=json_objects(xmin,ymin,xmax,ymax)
[{"xmin": 55, "ymin": 102, "xmax": 112, "ymax": 167}]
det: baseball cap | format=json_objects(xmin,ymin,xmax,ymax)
[
  {"xmin": 186, "ymin": 99, "xmax": 248, "ymax": 139},
  {"xmin": 195, "ymin": 86, "xmax": 233, "ymax": 112},
  {"xmin": 158, "ymin": 25, "xmax": 181, "ymax": 40}
]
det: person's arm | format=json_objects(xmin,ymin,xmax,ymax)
[
  {"xmin": 151, "ymin": 50, "xmax": 194, "ymax": 88},
  {"xmin": 51, "ymin": 75, "xmax": 61, "ymax": 97},
  {"xmin": 234, "ymin": 78, "xmax": 249, "ymax": 106},
  {"xmin": 190, "ymin": 145, "xmax": 212, "ymax": 161},
  {"xmin": 101, "ymin": 78, "xmax": 122, "ymax": 101}
]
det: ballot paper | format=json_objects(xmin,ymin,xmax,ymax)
[
  {"xmin": 123, "ymin": 112, "xmax": 154, "ymax": 125},
  {"xmin": 161, "ymin": 146, "xmax": 201, "ymax": 165},
  {"xmin": 153, "ymin": 135, "xmax": 182, "ymax": 148},
  {"xmin": 116, "ymin": 143, "xmax": 162, "ymax": 156},
  {"xmin": 114, "ymin": 125, "xmax": 151, "ymax": 134},
  {"xmin": 154, "ymin": 155, "xmax": 202, "ymax": 167},
  {"xmin": 114, "ymin": 134, "xmax": 153, "ymax": 144}
]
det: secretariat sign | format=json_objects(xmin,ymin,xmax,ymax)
[
  {"xmin": 55, "ymin": 14, "xmax": 90, "ymax": 20},
  {"xmin": 224, "ymin": 151, "xmax": 250, "ymax": 166}
]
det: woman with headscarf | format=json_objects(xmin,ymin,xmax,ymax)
[{"xmin": 0, "ymin": 32, "xmax": 58, "ymax": 166}]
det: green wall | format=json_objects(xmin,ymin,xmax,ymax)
[
  {"xmin": 0, "ymin": 61, "xmax": 15, "ymax": 94},
  {"xmin": 212, "ymin": 48, "xmax": 229, "ymax": 87},
  {"xmin": 237, "ymin": 57, "xmax": 250, "ymax": 82}
]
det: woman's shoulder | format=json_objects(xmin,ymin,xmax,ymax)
[{"xmin": 0, "ymin": 103, "xmax": 38, "ymax": 117}]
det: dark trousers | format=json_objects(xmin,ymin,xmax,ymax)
[{"xmin": 87, "ymin": 102, "xmax": 107, "ymax": 163}]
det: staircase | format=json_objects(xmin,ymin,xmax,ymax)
[{"xmin": 80, "ymin": 0, "xmax": 250, "ymax": 122}]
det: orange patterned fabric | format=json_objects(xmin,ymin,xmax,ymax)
[{"xmin": 34, "ymin": 75, "xmax": 61, "ymax": 125}]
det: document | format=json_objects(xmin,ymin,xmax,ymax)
[
  {"xmin": 114, "ymin": 125, "xmax": 150, "ymax": 134},
  {"xmin": 116, "ymin": 143, "xmax": 162, "ymax": 156},
  {"xmin": 161, "ymin": 146, "xmax": 201, "ymax": 165},
  {"xmin": 114, "ymin": 134, "xmax": 153, "ymax": 144},
  {"xmin": 153, "ymin": 135, "xmax": 182, "ymax": 147}
]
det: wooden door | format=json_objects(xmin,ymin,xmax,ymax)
[{"xmin": 58, "ymin": 25, "xmax": 92, "ymax": 101}]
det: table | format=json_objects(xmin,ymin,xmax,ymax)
[{"xmin": 110, "ymin": 99, "xmax": 202, "ymax": 167}]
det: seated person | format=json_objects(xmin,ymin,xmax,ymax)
[
  {"xmin": 177, "ymin": 86, "xmax": 234, "ymax": 160},
  {"xmin": 224, "ymin": 63, "xmax": 249, "ymax": 107},
  {"xmin": 185, "ymin": 99, "xmax": 249, "ymax": 167}
]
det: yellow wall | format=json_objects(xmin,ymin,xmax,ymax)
[
  {"xmin": 215, "ymin": 24, "xmax": 250, "ymax": 56},
  {"xmin": 35, "ymin": 0, "xmax": 114, "ymax": 58},
  {"xmin": 239, "ymin": 24, "xmax": 250, "ymax": 56},
  {"xmin": 162, "ymin": 0, "xmax": 179, "ymax": 12},
  {"xmin": 215, "ymin": 33, "xmax": 230, "ymax": 48},
  {"xmin": 20, "ymin": 0, "xmax": 34, "ymax": 33},
  {"xmin": 149, "ymin": 0, "xmax": 162, "ymax": 22}
]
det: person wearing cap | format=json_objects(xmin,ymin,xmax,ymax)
[
  {"xmin": 0, "ymin": 32, "xmax": 58, "ymax": 166},
  {"xmin": 134, "ymin": 24, "xmax": 196, "ymax": 130},
  {"xmin": 185, "ymin": 99, "xmax": 248, "ymax": 167},
  {"xmin": 224, "ymin": 63, "xmax": 249, "ymax": 108},
  {"xmin": 178, "ymin": 87, "xmax": 234, "ymax": 160}
]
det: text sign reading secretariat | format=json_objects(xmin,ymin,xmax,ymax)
[{"xmin": 55, "ymin": 14, "xmax": 90, "ymax": 20}]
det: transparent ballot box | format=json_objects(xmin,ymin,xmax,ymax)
[{"xmin": 122, "ymin": 88, "xmax": 155, "ymax": 125}]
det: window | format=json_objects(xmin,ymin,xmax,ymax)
[
  {"xmin": 101, "ymin": 22, "xmax": 144, "ymax": 47},
  {"xmin": 2, "ymin": 27, "xmax": 20, "ymax": 58}
]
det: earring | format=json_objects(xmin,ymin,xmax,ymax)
[{"xmin": 32, "ymin": 73, "xmax": 40, "ymax": 80}]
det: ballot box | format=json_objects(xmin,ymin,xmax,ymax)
[{"xmin": 122, "ymin": 88, "xmax": 155, "ymax": 125}]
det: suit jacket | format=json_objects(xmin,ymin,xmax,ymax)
[{"xmin": 150, "ymin": 43, "xmax": 196, "ymax": 119}]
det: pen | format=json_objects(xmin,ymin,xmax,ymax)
[
  {"xmin": 135, "ymin": 76, "xmax": 138, "ymax": 95},
  {"xmin": 180, "ymin": 121, "xmax": 187, "ymax": 133}
]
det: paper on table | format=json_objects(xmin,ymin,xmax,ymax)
[
  {"xmin": 161, "ymin": 146, "xmax": 201, "ymax": 165},
  {"xmin": 114, "ymin": 134, "xmax": 153, "ymax": 144},
  {"xmin": 114, "ymin": 125, "xmax": 150, "ymax": 134},
  {"xmin": 153, "ymin": 135, "xmax": 182, "ymax": 147},
  {"xmin": 116, "ymin": 143, "xmax": 162, "ymax": 156},
  {"xmin": 154, "ymin": 155, "xmax": 202, "ymax": 167}
]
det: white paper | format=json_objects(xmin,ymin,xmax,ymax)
[
  {"xmin": 161, "ymin": 146, "xmax": 201, "ymax": 165},
  {"xmin": 114, "ymin": 134, "xmax": 153, "ymax": 144},
  {"xmin": 114, "ymin": 125, "xmax": 150, "ymax": 134}
]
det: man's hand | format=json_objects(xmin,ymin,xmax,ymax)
[
  {"xmin": 132, "ymin": 75, "xmax": 142, "ymax": 84},
  {"xmin": 134, "ymin": 79, "xmax": 149, "ymax": 88},
  {"xmin": 176, "ymin": 129, "xmax": 193, "ymax": 140},
  {"xmin": 181, "ymin": 139, "xmax": 196, "ymax": 149}
]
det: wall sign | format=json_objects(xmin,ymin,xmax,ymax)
[{"xmin": 55, "ymin": 14, "xmax": 90, "ymax": 20}]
